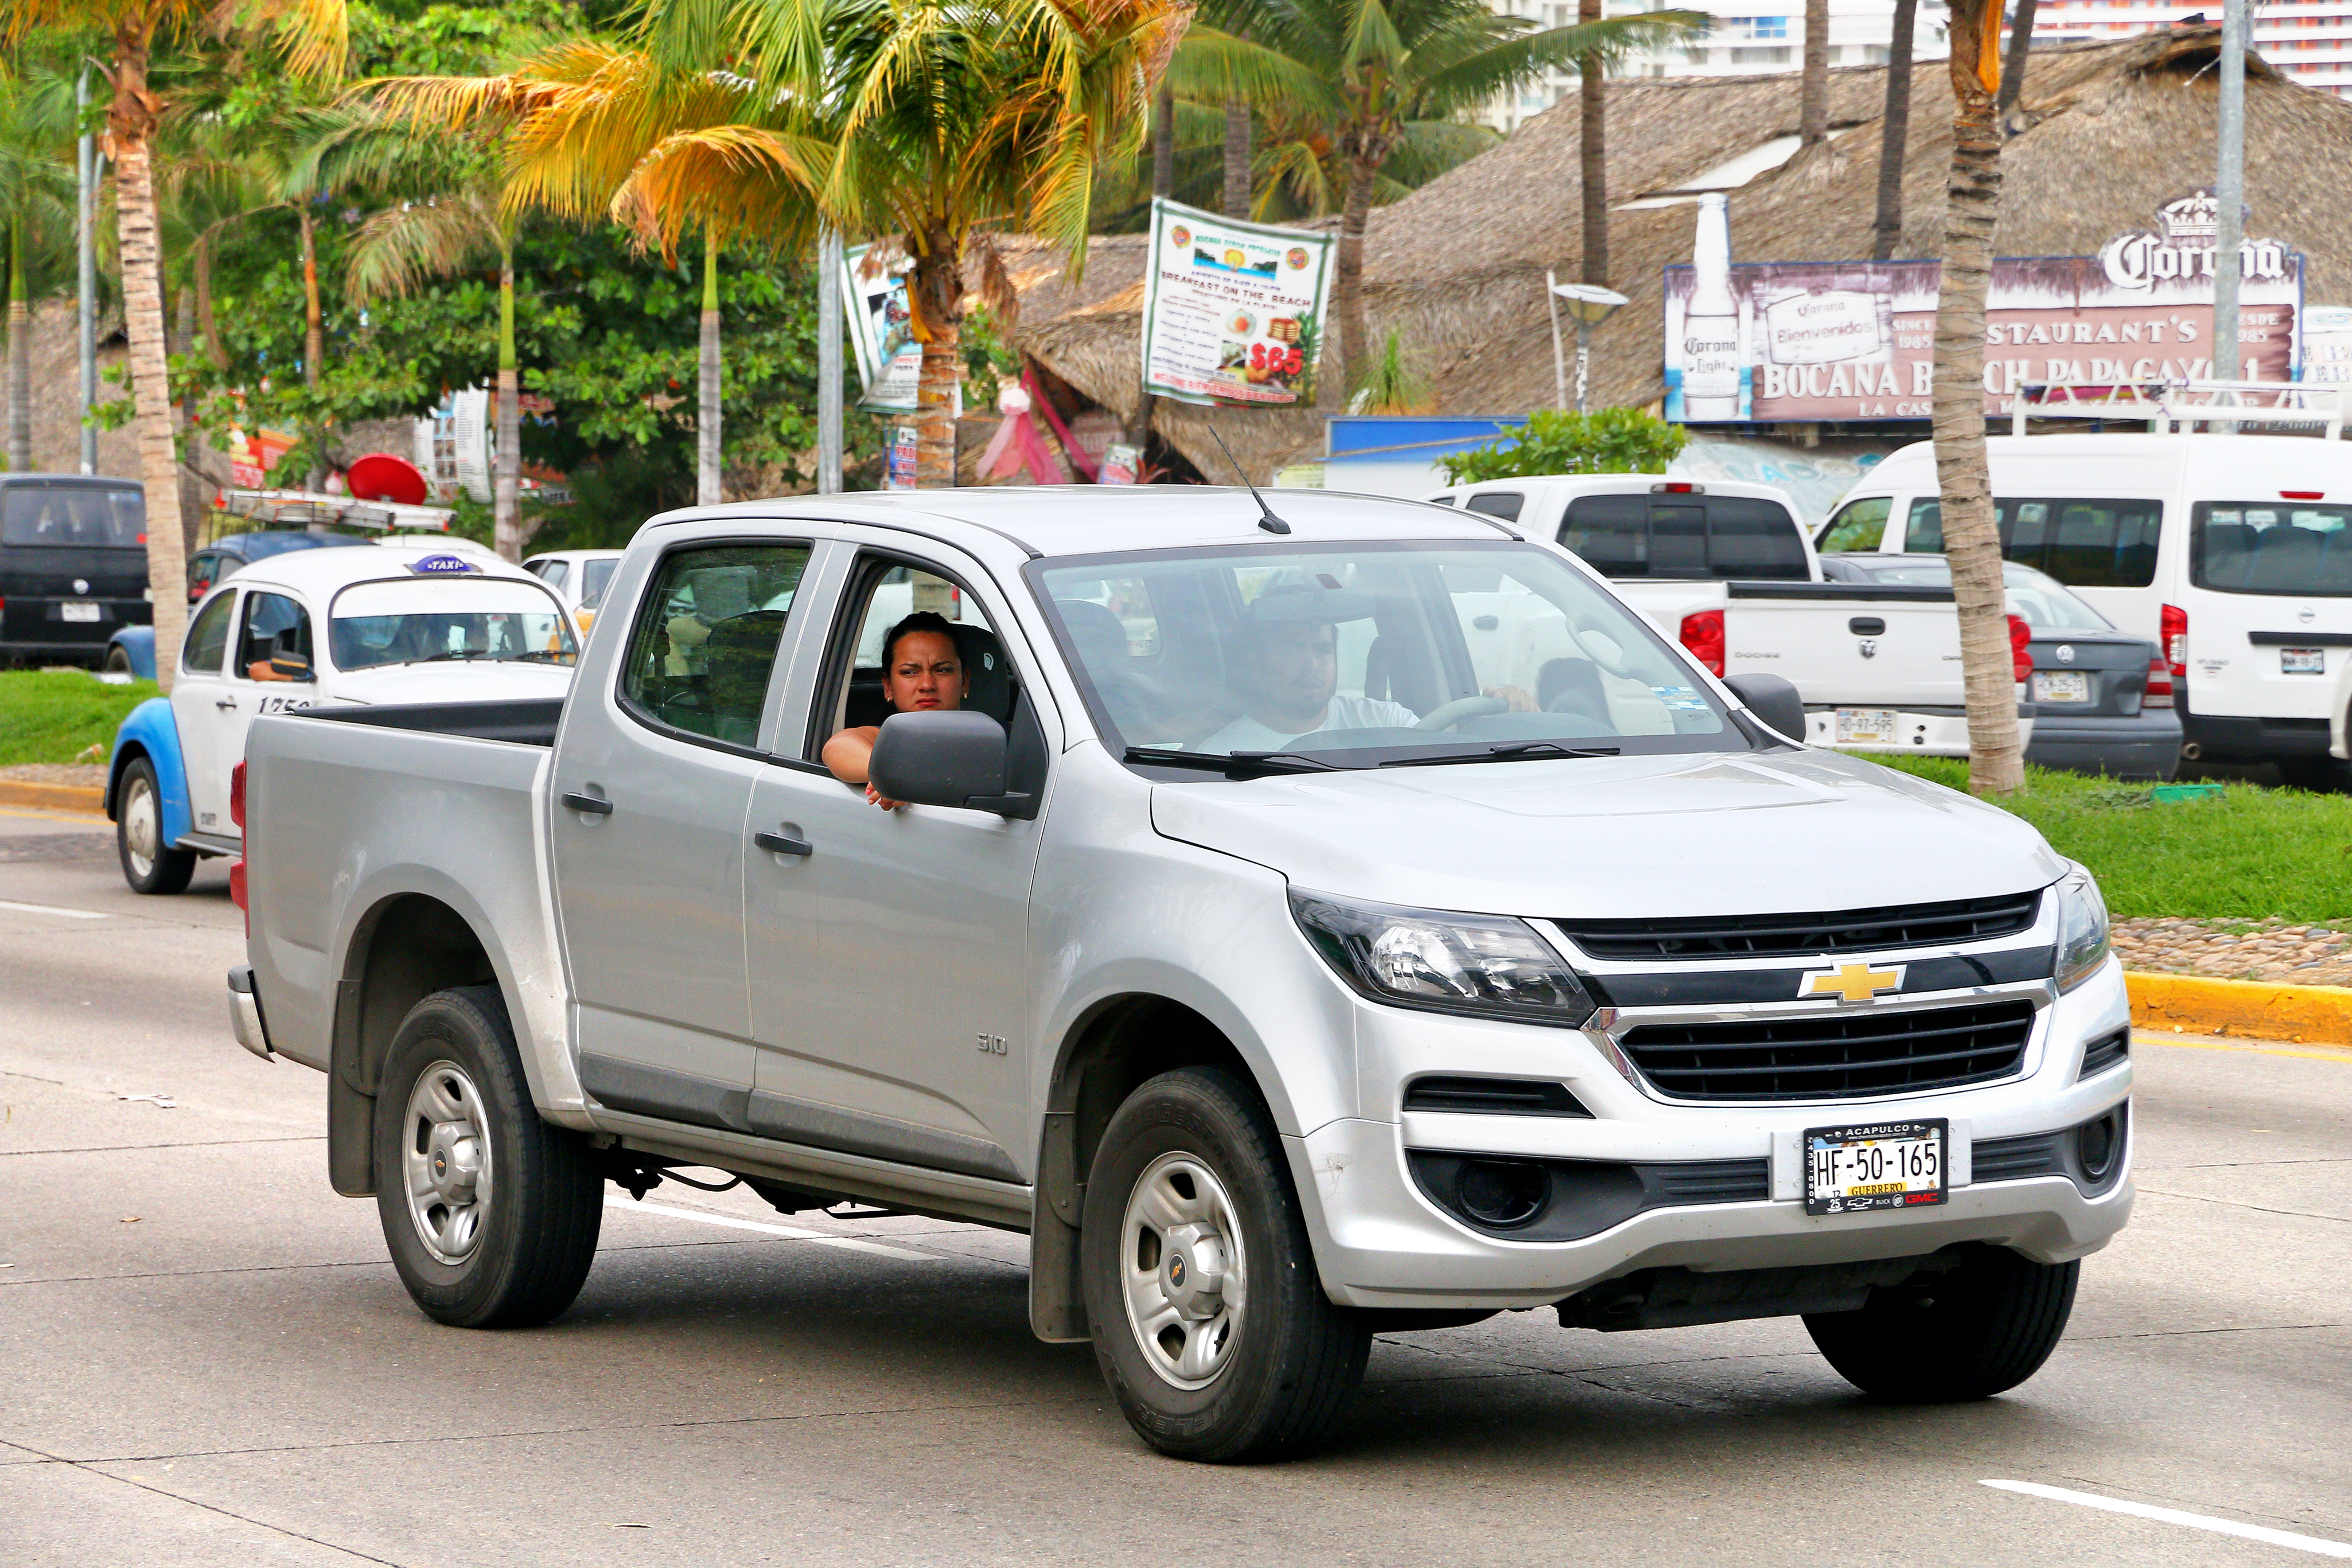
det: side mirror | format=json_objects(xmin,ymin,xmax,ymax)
[
  {"xmin": 868, "ymin": 709, "xmax": 1030, "ymax": 814},
  {"xmin": 269, "ymin": 650, "xmax": 314, "ymax": 681},
  {"xmin": 1724, "ymin": 673, "xmax": 1805, "ymax": 746}
]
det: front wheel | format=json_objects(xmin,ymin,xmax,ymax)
[
  {"xmin": 373, "ymin": 985, "xmax": 603, "ymax": 1328},
  {"xmin": 115, "ymin": 756, "xmax": 195, "ymax": 895},
  {"xmin": 1805, "ymin": 1245, "xmax": 2079, "ymax": 1402},
  {"xmin": 1080, "ymin": 1066, "xmax": 1370, "ymax": 1462}
]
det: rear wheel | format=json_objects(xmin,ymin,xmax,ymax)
[
  {"xmin": 1805, "ymin": 1245, "xmax": 2078, "ymax": 1402},
  {"xmin": 373, "ymin": 985, "xmax": 602, "ymax": 1328},
  {"xmin": 1080, "ymin": 1066, "xmax": 1370, "ymax": 1462},
  {"xmin": 102, "ymin": 644, "xmax": 134, "ymax": 676},
  {"xmin": 115, "ymin": 756, "xmax": 195, "ymax": 896}
]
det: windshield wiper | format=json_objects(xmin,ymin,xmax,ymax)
[
  {"xmin": 1377, "ymin": 741, "xmax": 1621, "ymax": 769},
  {"xmin": 1124, "ymin": 746, "xmax": 1348, "ymax": 779}
]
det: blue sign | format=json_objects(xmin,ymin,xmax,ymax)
[{"xmin": 407, "ymin": 553, "xmax": 481, "ymax": 576}]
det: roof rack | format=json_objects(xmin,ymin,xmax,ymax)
[
  {"xmin": 219, "ymin": 487, "xmax": 455, "ymax": 532},
  {"xmin": 2009, "ymin": 380, "xmax": 2343, "ymax": 440}
]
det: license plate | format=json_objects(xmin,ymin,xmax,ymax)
[
  {"xmin": 1834, "ymin": 707, "xmax": 1899, "ymax": 744},
  {"xmin": 2281, "ymin": 648, "xmax": 2326, "ymax": 675},
  {"xmin": 59, "ymin": 602, "xmax": 100, "ymax": 623},
  {"xmin": 2032, "ymin": 670, "xmax": 2090, "ymax": 703},
  {"xmin": 1805, "ymin": 1118, "xmax": 1947, "ymax": 1216}
]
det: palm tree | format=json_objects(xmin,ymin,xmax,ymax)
[
  {"xmin": 1930, "ymin": 0, "xmax": 2021, "ymax": 794},
  {"xmin": 1179, "ymin": 0, "xmax": 1699, "ymax": 400},
  {"xmin": 1800, "ymin": 0, "xmax": 1829, "ymax": 146},
  {"xmin": 1870, "ymin": 0, "xmax": 1918, "ymax": 260},
  {"xmin": 799, "ymin": 0, "xmax": 1186, "ymax": 486},
  {"xmin": 1997, "ymin": 0, "xmax": 2037, "ymax": 120},
  {"xmin": 0, "ymin": 65, "xmax": 72, "ymax": 473},
  {"xmin": 0, "ymin": 0, "xmax": 345, "ymax": 693}
]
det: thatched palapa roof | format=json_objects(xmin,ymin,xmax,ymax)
[{"xmin": 1003, "ymin": 29, "xmax": 2352, "ymax": 480}]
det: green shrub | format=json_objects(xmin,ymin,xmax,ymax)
[{"xmin": 1437, "ymin": 407, "xmax": 1689, "ymax": 485}]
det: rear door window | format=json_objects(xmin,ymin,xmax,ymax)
[
  {"xmin": 1910, "ymin": 495, "xmax": 2160, "ymax": 587},
  {"xmin": 2, "ymin": 484, "xmax": 145, "ymax": 547},
  {"xmin": 618, "ymin": 543, "xmax": 812, "ymax": 749}
]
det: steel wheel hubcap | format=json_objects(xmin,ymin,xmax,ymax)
[
  {"xmin": 402, "ymin": 1060, "xmax": 492, "ymax": 1266},
  {"xmin": 1122, "ymin": 1152, "xmax": 1248, "ymax": 1390},
  {"xmin": 123, "ymin": 777, "xmax": 158, "ymax": 878}
]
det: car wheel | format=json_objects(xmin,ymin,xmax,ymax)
[
  {"xmin": 1805, "ymin": 1245, "xmax": 2079, "ymax": 1402},
  {"xmin": 1080, "ymin": 1066, "xmax": 1371, "ymax": 1462},
  {"xmin": 115, "ymin": 756, "xmax": 195, "ymax": 895},
  {"xmin": 102, "ymin": 644, "xmax": 134, "ymax": 676},
  {"xmin": 373, "ymin": 985, "xmax": 602, "ymax": 1328}
]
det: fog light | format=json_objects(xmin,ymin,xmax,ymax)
[
  {"xmin": 2077, "ymin": 1110, "xmax": 2121, "ymax": 1181},
  {"xmin": 1454, "ymin": 1159, "xmax": 1548, "ymax": 1228}
]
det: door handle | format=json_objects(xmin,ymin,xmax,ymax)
[
  {"xmin": 215, "ymin": 698, "xmax": 239, "ymax": 711},
  {"xmin": 560, "ymin": 790, "xmax": 614, "ymax": 816},
  {"xmin": 753, "ymin": 829, "xmax": 812, "ymax": 857}
]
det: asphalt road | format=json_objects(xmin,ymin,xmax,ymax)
[{"xmin": 2, "ymin": 806, "xmax": 2348, "ymax": 1567}]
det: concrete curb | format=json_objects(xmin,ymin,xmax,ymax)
[
  {"xmin": 0, "ymin": 780, "xmax": 106, "ymax": 816},
  {"xmin": 2127, "ymin": 970, "xmax": 2352, "ymax": 1048}
]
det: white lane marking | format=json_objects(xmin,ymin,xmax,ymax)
[
  {"xmin": 1984, "ymin": 1481, "xmax": 2352, "ymax": 1559},
  {"xmin": 0, "ymin": 899, "xmax": 107, "ymax": 920},
  {"xmin": 603, "ymin": 1195, "xmax": 933, "ymax": 1260}
]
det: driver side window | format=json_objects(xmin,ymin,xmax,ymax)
[
  {"xmin": 805, "ymin": 557, "xmax": 1013, "ymax": 758},
  {"xmin": 235, "ymin": 592, "xmax": 313, "ymax": 682},
  {"xmin": 618, "ymin": 543, "xmax": 811, "ymax": 749},
  {"xmin": 1817, "ymin": 496, "xmax": 1891, "ymax": 555}
]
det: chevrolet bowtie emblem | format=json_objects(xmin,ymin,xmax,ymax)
[{"xmin": 1801, "ymin": 961, "xmax": 1905, "ymax": 1003}]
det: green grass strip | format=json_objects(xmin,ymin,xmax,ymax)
[{"xmin": 0, "ymin": 670, "xmax": 159, "ymax": 767}]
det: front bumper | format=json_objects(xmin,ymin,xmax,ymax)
[{"xmin": 1287, "ymin": 956, "xmax": 2133, "ymax": 1310}]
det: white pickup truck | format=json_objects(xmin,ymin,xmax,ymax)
[
  {"xmin": 230, "ymin": 488, "xmax": 2130, "ymax": 1462},
  {"xmin": 1424, "ymin": 475, "xmax": 2034, "ymax": 757}
]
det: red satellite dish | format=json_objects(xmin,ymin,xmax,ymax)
[{"xmin": 346, "ymin": 452, "xmax": 430, "ymax": 507}]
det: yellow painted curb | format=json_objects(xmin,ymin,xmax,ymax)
[
  {"xmin": 0, "ymin": 780, "xmax": 104, "ymax": 816},
  {"xmin": 2127, "ymin": 970, "xmax": 2352, "ymax": 1048}
]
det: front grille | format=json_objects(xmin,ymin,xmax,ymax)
[
  {"xmin": 1403, "ymin": 1075, "xmax": 1592, "ymax": 1117},
  {"xmin": 1556, "ymin": 891, "xmax": 2041, "ymax": 961},
  {"xmin": 1618, "ymin": 998, "xmax": 2035, "ymax": 1101}
]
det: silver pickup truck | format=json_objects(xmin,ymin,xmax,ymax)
[{"xmin": 232, "ymin": 488, "xmax": 2133, "ymax": 1461}]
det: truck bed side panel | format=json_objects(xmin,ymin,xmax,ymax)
[{"xmin": 243, "ymin": 711, "xmax": 579, "ymax": 1114}]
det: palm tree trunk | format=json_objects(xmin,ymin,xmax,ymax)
[
  {"xmin": 1996, "ymin": 0, "xmax": 2037, "ymax": 119},
  {"xmin": 1579, "ymin": 0, "xmax": 1608, "ymax": 287},
  {"xmin": 910, "ymin": 232, "xmax": 963, "ymax": 489},
  {"xmin": 196, "ymin": 233, "xmax": 227, "ymax": 370},
  {"xmin": 1871, "ymin": 0, "xmax": 1919, "ymax": 260},
  {"xmin": 1801, "ymin": 0, "xmax": 1831, "ymax": 145},
  {"xmin": 1223, "ymin": 99, "xmax": 1251, "ymax": 219},
  {"xmin": 8, "ymin": 217, "xmax": 30, "ymax": 474},
  {"xmin": 300, "ymin": 208, "xmax": 326, "ymax": 493},
  {"xmin": 111, "ymin": 119, "xmax": 190, "ymax": 692},
  {"xmin": 1331, "ymin": 155, "xmax": 1378, "ymax": 408},
  {"xmin": 1930, "ymin": 0, "xmax": 2020, "ymax": 794},
  {"xmin": 494, "ymin": 241, "xmax": 522, "ymax": 560},
  {"xmin": 698, "ymin": 227, "xmax": 721, "ymax": 506},
  {"xmin": 1130, "ymin": 88, "xmax": 1179, "ymax": 446}
]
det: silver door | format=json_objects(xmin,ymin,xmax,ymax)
[
  {"xmin": 551, "ymin": 539, "xmax": 813, "ymax": 1134},
  {"xmin": 743, "ymin": 547, "xmax": 1048, "ymax": 1183}
]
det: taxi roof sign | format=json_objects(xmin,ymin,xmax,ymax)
[{"xmin": 407, "ymin": 552, "xmax": 483, "ymax": 576}]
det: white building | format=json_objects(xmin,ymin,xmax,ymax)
[
  {"xmin": 2031, "ymin": 0, "xmax": 2352, "ymax": 99},
  {"xmin": 1481, "ymin": 0, "xmax": 1951, "ymax": 134}
]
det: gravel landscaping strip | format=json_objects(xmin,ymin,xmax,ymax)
[{"xmin": 2115, "ymin": 916, "xmax": 2352, "ymax": 986}]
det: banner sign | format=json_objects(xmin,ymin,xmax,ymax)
[
  {"xmin": 842, "ymin": 244, "xmax": 922, "ymax": 413},
  {"xmin": 1140, "ymin": 197, "xmax": 1335, "ymax": 407},
  {"xmin": 2306, "ymin": 305, "xmax": 2352, "ymax": 388},
  {"xmin": 1664, "ymin": 190, "xmax": 2304, "ymax": 423}
]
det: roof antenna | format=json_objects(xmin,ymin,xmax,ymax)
[{"xmin": 1206, "ymin": 424, "xmax": 1291, "ymax": 535}]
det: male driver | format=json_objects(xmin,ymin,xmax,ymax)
[{"xmin": 1200, "ymin": 619, "xmax": 1422, "ymax": 754}]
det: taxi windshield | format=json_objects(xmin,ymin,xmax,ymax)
[
  {"xmin": 329, "ymin": 576, "xmax": 579, "ymax": 670},
  {"xmin": 1034, "ymin": 540, "xmax": 1739, "ymax": 769}
]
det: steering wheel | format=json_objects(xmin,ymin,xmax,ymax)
[{"xmin": 1416, "ymin": 695, "xmax": 1509, "ymax": 731}]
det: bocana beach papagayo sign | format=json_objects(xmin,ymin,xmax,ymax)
[{"xmin": 1662, "ymin": 189, "xmax": 2305, "ymax": 424}]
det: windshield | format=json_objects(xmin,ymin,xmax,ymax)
[
  {"xmin": 328, "ymin": 576, "xmax": 578, "ymax": 670},
  {"xmin": 1832, "ymin": 557, "xmax": 2112, "ymax": 632},
  {"xmin": 1034, "ymin": 541, "xmax": 1738, "ymax": 768},
  {"xmin": 2193, "ymin": 501, "xmax": 2352, "ymax": 595},
  {"xmin": 2, "ymin": 483, "xmax": 145, "ymax": 548}
]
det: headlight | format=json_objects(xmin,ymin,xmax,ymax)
[
  {"xmin": 2054, "ymin": 867, "xmax": 2111, "ymax": 993},
  {"xmin": 1290, "ymin": 890, "xmax": 1596, "ymax": 1027}
]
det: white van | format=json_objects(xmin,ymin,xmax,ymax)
[{"xmin": 1818, "ymin": 433, "xmax": 2352, "ymax": 787}]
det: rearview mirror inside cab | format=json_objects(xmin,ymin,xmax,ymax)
[{"xmin": 868, "ymin": 709, "xmax": 1031, "ymax": 814}]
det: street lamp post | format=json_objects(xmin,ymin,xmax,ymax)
[
  {"xmin": 1549, "ymin": 281, "xmax": 1630, "ymax": 413},
  {"xmin": 77, "ymin": 66, "xmax": 100, "ymax": 475}
]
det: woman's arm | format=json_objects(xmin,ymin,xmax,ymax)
[{"xmin": 821, "ymin": 726, "xmax": 902, "ymax": 808}]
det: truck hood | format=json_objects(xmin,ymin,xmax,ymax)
[
  {"xmin": 320, "ymin": 661, "xmax": 575, "ymax": 707},
  {"xmin": 1150, "ymin": 747, "xmax": 2065, "ymax": 919}
]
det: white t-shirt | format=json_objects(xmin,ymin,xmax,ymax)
[{"xmin": 1200, "ymin": 693, "xmax": 1423, "ymax": 754}]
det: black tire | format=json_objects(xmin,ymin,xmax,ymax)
[
  {"xmin": 102, "ymin": 644, "xmax": 134, "ymax": 676},
  {"xmin": 114, "ymin": 755, "xmax": 196, "ymax": 896},
  {"xmin": 1080, "ymin": 1066, "xmax": 1371, "ymax": 1462},
  {"xmin": 373, "ymin": 985, "xmax": 602, "ymax": 1328},
  {"xmin": 1805, "ymin": 1245, "xmax": 2079, "ymax": 1402}
]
